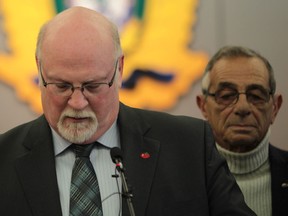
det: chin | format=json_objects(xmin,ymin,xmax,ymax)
[{"xmin": 57, "ymin": 122, "xmax": 98, "ymax": 143}]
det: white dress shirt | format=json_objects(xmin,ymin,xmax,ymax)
[{"xmin": 52, "ymin": 121, "xmax": 122, "ymax": 216}]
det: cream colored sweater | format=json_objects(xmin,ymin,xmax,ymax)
[{"xmin": 216, "ymin": 130, "xmax": 272, "ymax": 216}]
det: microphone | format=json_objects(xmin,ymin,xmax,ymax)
[
  {"xmin": 110, "ymin": 147, "xmax": 136, "ymax": 216},
  {"xmin": 110, "ymin": 147, "xmax": 124, "ymax": 171}
]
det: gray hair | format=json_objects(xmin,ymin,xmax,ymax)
[{"xmin": 201, "ymin": 46, "xmax": 276, "ymax": 95}]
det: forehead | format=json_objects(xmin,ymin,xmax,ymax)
[
  {"xmin": 209, "ymin": 57, "xmax": 270, "ymax": 89},
  {"xmin": 41, "ymin": 12, "xmax": 116, "ymax": 68}
]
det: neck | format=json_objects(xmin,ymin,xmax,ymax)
[{"xmin": 216, "ymin": 129, "xmax": 270, "ymax": 174}]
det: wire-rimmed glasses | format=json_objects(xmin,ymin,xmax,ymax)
[
  {"xmin": 39, "ymin": 59, "xmax": 119, "ymax": 97},
  {"xmin": 204, "ymin": 88, "xmax": 273, "ymax": 107}
]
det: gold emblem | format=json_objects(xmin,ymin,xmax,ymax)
[
  {"xmin": 0, "ymin": 0, "xmax": 55, "ymax": 113},
  {"xmin": 0, "ymin": 0, "xmax": 208, "ymax": 113},
  {"xmin": 120, "ymin": 0, "xmax": 208, "ymax": 110}
]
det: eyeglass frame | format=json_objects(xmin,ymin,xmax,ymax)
[
  {"xmin": 203, "ymin": 87, "xmax": 274, "ymax": 107},
  {"xmin": 38, "ymin": 58, "xmax": 119, "ymax": 97}
]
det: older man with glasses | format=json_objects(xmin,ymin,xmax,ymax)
[{"xmin": 197, "ymin": 45, "xmax": 288, "ymax": 216}]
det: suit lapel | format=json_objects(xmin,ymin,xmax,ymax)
[
  {"xmin": 14, "ymin": 116, "xmax": 62, "ymax": 216},
  {"xmin": 118, "ymin": 104, "xmax": 160, "ymax": 215},
  {"xmin": 14, "ymin": 107, "xmax": 160, "ymax": 215}
]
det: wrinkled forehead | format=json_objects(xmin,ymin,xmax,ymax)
[{"xmin": 208, "ymin": 57, "xmax": 270, "ymax": 90}]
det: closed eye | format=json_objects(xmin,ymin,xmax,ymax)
[
  {"xmin": 54, "ymin": 83, "xmax": 72, "ymax": 90},
  {"xmin": 83, "ymin": 83, "xmax": 105, "ymax": 93}
]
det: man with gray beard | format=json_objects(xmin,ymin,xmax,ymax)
[{"xmin": 0, "ymin": 7, "xmax": 255, "ymax": 216}]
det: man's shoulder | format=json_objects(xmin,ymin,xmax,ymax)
[
  {"xmin": 0, "ymin": 115, "xmax": 50, "ymax": 160},
  {"xmin": 269, "ymin": 144, "xmax": 288, "ymax": 163},
  {"xmin": 120, "ymin": 103, "xmax": 206, "ymax": 126},
  {"xmin": 0, "ymin": 115, "xmax": 47, "ymax": 144}
]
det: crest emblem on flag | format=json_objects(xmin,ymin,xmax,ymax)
[{"xmin": 0, "ymin": 0, "xmax": 207, "ymax": 113}]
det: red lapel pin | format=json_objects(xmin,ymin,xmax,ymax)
[{"xmin": 140, "ymin": 152, "xmax": 150, "ymax": 159}]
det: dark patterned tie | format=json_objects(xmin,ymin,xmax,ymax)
[{"xmin": 70, "ymin": 143, "xmax": 103, "ymax": 216}]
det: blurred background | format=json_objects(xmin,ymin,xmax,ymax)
[{"xmin": 1, "ymin": 0, "xmax": 287, "ymax": 150}]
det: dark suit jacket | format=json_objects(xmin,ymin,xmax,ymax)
[
  {"xmin": 270, "ymin": 144, "xmax": 288, "ymax": 216},
  {"xmin": 0, "ymin": 103, "xmax": 255, "ymax": 216}
]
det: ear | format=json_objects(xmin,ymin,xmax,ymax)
[
  {"xmin": 118, "ymin": 55, "xmax": 124, "ymax": 74},
  {"xmin": 117, "ymin": 55, "xmax": 124, "ymax": 88},
  {"xmin": 35, "ymin": 56, "xmax": 42, "ymax": 87},
  {"xmin": 270, "ymin": 94, "xmax": 283, "ymax": 124},
  {"xmin": 35, "ymin": 56, "xmax": 40, "ymax": 70},
  {"xmin": 196, "ymin": 95, "xmax": 209, "ymax": 119}
]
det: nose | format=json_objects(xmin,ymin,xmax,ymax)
[
  {"xmin": 67, "ymin": 88, "xmax": 89, "ymax": 110},
  {"xmin": 234, "ymin": 94, "xmax": 251, "ymax": 117}
]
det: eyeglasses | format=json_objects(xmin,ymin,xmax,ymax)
[
  {"xmin": 39, "ymin": 59, "xmax": 119, "ymax": 98},
  {"xmin": 205, "ymin": 88, "xmax": 273, "ymax": 107}
]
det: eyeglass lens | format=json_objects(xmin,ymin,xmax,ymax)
[{"xmin": 213, "ymin": 88, "xmax": 271, "ymax": 106}]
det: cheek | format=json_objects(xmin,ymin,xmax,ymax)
[
  {"xmin": 255, "ymin": 108, "xmax": 273, "ymax": 127},
  {"xmin": 206, "ymin": 108, "xmax": 230, "ymax": 129},
  {"xmin": 251, "ymin": 103, "xmax": 267, "ymax": 117},
  {"xmin": 206, "ymin": 106, "xmax": 221, "ymax": 122},
  {"xmin": 41, "ymin": 93, "xmax": 66, "ymax": 128},
  {"xmin": 90, "ymin": 90, "xmax": 119, "ymax": 119},
  {"xmin": 88, "ymin": 94, "xmax": 110, "ymax": 114}
]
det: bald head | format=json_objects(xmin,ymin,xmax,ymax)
[
  {"xmin": 36, "ymin": 7, "xmax": 124, "ymax": 144},
  {"xmin": 36, "ymin": 6, "xmax": 122, "ymax": 62}
]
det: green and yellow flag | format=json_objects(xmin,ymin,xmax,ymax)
[{"xmin": 0, "ymin": 0, "xmax": 208, "ymax": 113}]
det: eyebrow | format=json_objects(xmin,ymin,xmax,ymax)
[
  {"xmin": 246, "ymin": 84, "xmax": 270, "ymax": 93},
  {"xmin": 42, "ymin": 68, "xmax": 106, "ymax": 84},
  {"xmin": 216, "ymin": 82, "xmax": 237, "ymax": 90},
  {"xmin": 216, "ymin": 82, "xmax": 269, "ymax": 92}
]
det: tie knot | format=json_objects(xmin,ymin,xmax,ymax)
[{"xmin": 72, "ymin": 143, "xmax": 94, "ymax": 158}]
